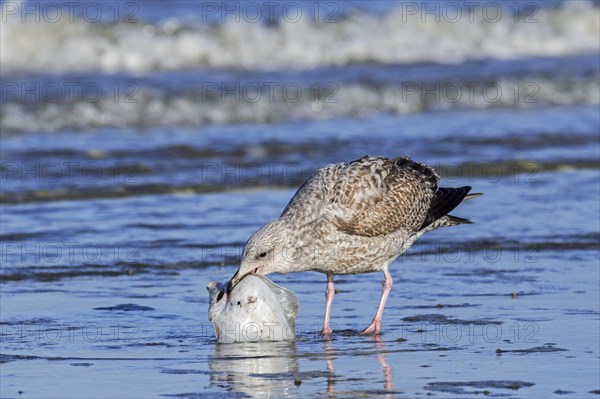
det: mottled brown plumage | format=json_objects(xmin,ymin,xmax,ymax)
[{"xmin": 230, "ymin": 155, "xmax": 481, "ymax": 335}]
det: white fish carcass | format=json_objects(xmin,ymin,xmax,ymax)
[{"xmin": 207, "ymin": 275, "xmax": 298, "ymax": 343}]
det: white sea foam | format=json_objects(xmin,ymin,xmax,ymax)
[
  {"xmin": 1, "ymin": 1, "xmax": 599, "ymax": 74},
  {"xmin": 2, "ymin": 75, "xmax": 598, "ymax": 134}
]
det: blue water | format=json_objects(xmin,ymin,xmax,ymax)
[{"xmin": 1, "ymin": 1, "xmax": 599, "ymax": 398}]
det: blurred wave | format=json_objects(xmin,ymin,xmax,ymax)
[
  {"xmin": 2, "ymin": 74, "xmax": 598, "ymax": 134},
  {"xmin": 1, "ymin": 1, "xmax": 598, "ymax": 74}
]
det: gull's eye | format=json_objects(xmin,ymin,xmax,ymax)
[{"xmin": 259, "ymin": 252, "xmax": 267, "ymax": 258}]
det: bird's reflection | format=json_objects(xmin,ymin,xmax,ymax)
[
  {"xmin": 323, "ymin": 335, "xmax": 395, "ymax": 397},
  {"xmin": 209, "ymin": 335, "xmax": 395, "ymax": 397},
  {"xmin": 209, "ymin": 341, "xmax": 299, "ymax": 398},
  {"xmin": 372, "ymin": 335, "xmax": 394, "ymax": 392},
  {"xmin": 324, "ymin": 339, "xmax": 335, "ymax": 396}
]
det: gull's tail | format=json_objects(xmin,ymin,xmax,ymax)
[{"xmin": 420, "ymin": 187, "xmax": 482, "ymax": 231}]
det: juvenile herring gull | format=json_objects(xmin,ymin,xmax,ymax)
[{"xmin": 228, "ymin": 155, "xmax": 481, "ymax": 335}]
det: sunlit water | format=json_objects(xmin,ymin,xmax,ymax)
[{"xmin": 1, "ymin": 1, "xmax": 600, "ymax": 398}]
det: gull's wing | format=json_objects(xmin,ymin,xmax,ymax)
[
  {"xmin": 281, "ymin": 155, "xmax": 475, "ymax": 237},
  {"xmin": 280, "ymin": 162, "xmax": 347, "ymax": 224},
  {"xmin": 327, "ymin": 156, "xmax": 440, "ymax": 237}
]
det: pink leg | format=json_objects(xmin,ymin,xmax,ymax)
[
  {"xmin": 361, "ymin": 267, "xmax": 393, "ymax": 335},
  {"xmin": 322, "ymin": 275, "xmax": 335, "ymax": 336}
]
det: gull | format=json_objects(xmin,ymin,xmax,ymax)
[{"xmin": 228, "ymin": 155, "xmax": 481, "ymax": 335}]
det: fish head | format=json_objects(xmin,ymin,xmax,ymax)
[
  {"xmin": 207, "ymin": 275, "xmax": 298, "ymax": 343},
  {"xmin": 207, "ymin": 281, "xmax": 228, "ymax": 321}
]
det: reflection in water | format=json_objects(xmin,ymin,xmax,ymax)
[
  {"xmin": 325, "ymin": 339, "xmax": 335, "ymax": 397},
  {"xmin": 209, "ymin": 341, "xmax": 299, "ymax": 398},
  {"xmin": 323, "ymin": 336, "xmax": 395, "ymax": 397},
  {"xmin": 373, "ymin": 336, "xmax": 394, "ymax": 393},
  {"xmin": 208, "ymin": 335, "xmax": 396, "ymax": 397}
]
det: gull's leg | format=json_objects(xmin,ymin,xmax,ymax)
[
  {"xmin": 361, "ymin": 266, "xmax": 393, "ymax": 335},
  {"xmin": 322, "ymin": 274, "xmax": 335, "ymax": 336}
]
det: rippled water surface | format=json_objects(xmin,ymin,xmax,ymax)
[{"xmin": 1, "ymin": 1, "xmax": 600, "ymax": 398}]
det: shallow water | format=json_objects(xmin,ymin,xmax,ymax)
[
  {"xmin": 2, "ymin": 1, "xmax": 600, "ymax": 398},
  {"xmin": 2, "ymin": 128, "xmax": 599, "ymax": 397}
]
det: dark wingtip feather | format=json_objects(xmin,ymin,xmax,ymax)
[
  {"xmin": 464, "ymin": 192, "xmax": 483, "ymax": 201},
  {"xmin": 446, "ymin": 215, "xmax": 473, "ymax": 225},
  {"xmin": 419, "ymin": 186, "xmax": 474, "ymax": 230}
]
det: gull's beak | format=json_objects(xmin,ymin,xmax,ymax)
[
  {"xmin": 227, "ymin": 269, "xmax": 243, "ymax": 295},
  {"xmin": 227, "ymin": 265, "xmax": 264, "ymax": 295}
]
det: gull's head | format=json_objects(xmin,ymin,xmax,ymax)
[{"xmin": 228, "ymin": 220, "xmax": 290, "ymax": 293}]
